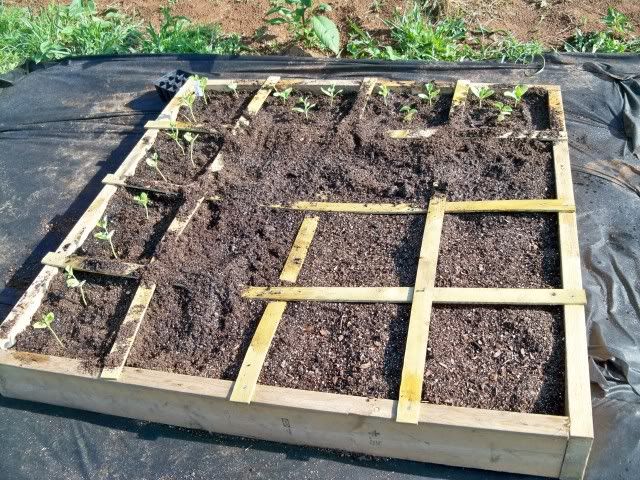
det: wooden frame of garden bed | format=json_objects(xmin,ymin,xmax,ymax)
[{"xmin": 0, "ymin": 77, "xmax": 592, "ymax": 479}]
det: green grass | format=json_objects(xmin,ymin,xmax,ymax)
[
  {"xmin": 0, "ymin": 0, "xmax": 244, "ymax": 74},
  {"xmin": 1, "ymin": 1, "xmax": 638, "ymax": 75}
]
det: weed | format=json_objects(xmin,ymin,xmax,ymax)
[
  {"xmin": 377, "ymin": 85, "xmax": 390, "ymax": 105},
  {"xmin": 493, "ymin": 101, "xmax": 513, "ymax": 123},
  {"xmin": 179, "ymin": 92, "xmax": 197, "ymax": 123},
  {"xmin": 166, "ymin": 121, "xmax": 185, "ymax": 155},
  {"xmin": 133, "ymin": 191, "xmax": 150, "ymax": 219},
  {"xmin": 227, "ymin": 81, "xmax": 239, "ymax": 97},
  {"xmin": 33, "ymin": 312, "xmax": 65, "ymax": 348},
  {"xmin": 504, "ymin": 85, "xmax": 529, "ymax": 107},
  {"xmin": 320, "ymin": 83, "xmax": 343, "ymax": 107},
  {"xmin": 94, "ymin": 215, "xmax": 118, "ymax": 259},
  {"xmin": 417, "ymin": 82, "xmax": 440, "ymax": 106},
  {"xmin": 145, "ymin": 152, "xmax": 168, "ymax": 182},
  {"xmin": 470, "ymin": 85, "xmax": 494, "ymax": 108},
  {"xmin": 265, "ymin": 0, "xmax": 340, "ymax": 54},
  {"xmin": 400, "ymin": 104, "xmax": 418, "ymax": 122},
  {"xmin": 64, "ymin": 266, "xmax": 88, "ymax": 306},
  {"xmin": 183, "ymin": 132, "xmax": 200, "ymax": 167},
  {"xmin": 370, "ymin": 0, "xmax": 385, "ymax": 14},
  {"xmin": 565, "ymin": 8, "xmax": 640, "ymax": 53},
  {"xmin": 273, "ymin": 87, "xmax": 293, "ymax": 103},
  {"xmin": 292, "ymin": 96, "xmax": 316, "ymax": 119}
]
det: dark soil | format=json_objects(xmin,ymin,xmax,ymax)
[
  {"xmin": 296, "ymin": 213, "xmax": 423, "ymax": 287},
  {"xmin": 364, "ymin": 91, "xmax": 453, "ymax": 130},
  {"xmin": 436, "ymin": 213, "xmax": 561, "ymax": 288},
  {"xmin": 78, "ymin": 188, "xmax": 181, "ymax": 263},
  {"xmin": 456, "ymin": 87, "xmax": 550, "ymax": 130},
  {"xmin": 260, "ymin": 302, "xmax": 410, "ymax": 399},
  {"xmin": 14, "ymin": 272, "xmax": 136, "ymax": 371},
  {"xmin": 260, "ymin": 93, "xmax": 356, "ymax": 130},
  {"xmin": 181, "ymin": 91, "xmax": 256, "ymax": 130},
  {"xmin": 424, "ymin": 305, "xmax": 565, "ymax": 415}
]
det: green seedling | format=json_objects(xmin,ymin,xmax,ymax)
[
  {"xmin": 166, "ymin": 121, "xmax": 185, "ymax": 155},
  {"xmin": 145, "ymin": 152, "xmax": 168, "ymax": 182},
  {"xmin": 192, "ymin": 74, "xmax": 208, "ymax": 104},
  {"xmin": 183, "ymin": 132, "xmax": 200, "ymax": 167},
  {"xmin": 178, "ymin": 91, "xmax": 197, "ymax": 123},
  {"xmin": 94, "ymin": 215, "xmax": 118, "ymax": 259},
  {"xmin": 418, "ymin": 82, "xmax": 440, "ymax": 106},
  {"xmin": 470, "ymin": 85, "xmax": 495, "ymax": 108},
  {"xmin": 504, "ymin": 84, "xmax": 529, "ymax": 107},
  {"xmin": 273, "ymin": 87, "xmax": 293, "ymax": 103},
  {"xmin": 64, "ymin": 266, "xmax": 87, "ymax": 307},
  {"xmin": 493, "ymin": 101, "xmax": 513, "ymax": 123},
  {"xmin": 133, "ymin": 191, "xmax": 151, "ymax": 219},
  {"xmin": 377, "ymin": 85, "xmax": 390, "ymax": 105},
  {"xmin": 400, "ymin": 104, "xmax": 418, "ymax": 122},
  {"xmin": 227, "ymin": 81, "xmax": 238, "ymax": 97},
  {"xmin": 292, "ymin": 96, "xmax": 316, "ymax": 119},
  {"xmin": 320, "ymin": 83, "xmax": 343, "ymax": 107},
  {"xmin": 32, "ymin": 312, "xmax": 64, "ymax": 348}
]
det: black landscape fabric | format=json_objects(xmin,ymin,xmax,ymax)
[{"xmin": 0, "ymin": 53, "xmax": 639, "ymax": 480}]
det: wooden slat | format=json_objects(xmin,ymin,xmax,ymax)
[
  {"xmin": 445, "ymin": 199, "xmax": 575, "ymax": 213},
  {"xmin": 271, "ymin": 201, "xmax": 427, "ymax": 214},
  {"xmin": 554, "ymin": 140, "xmax": 593, "ymax": 479},
  {"xmin": 101, "ymin": 284, "xmax": 156, "ymax": 380},
  {"xmin": 275, "ymin": 78, "xmax": 362, "ymax": 93},
  {"xmin": 387, "ymin": 128, "xmax": 567, "ymax": 141},
  {"xmin": 450, "ymin": 80, "xmax": 470, "ymax": 112},
  {"xmin": 387, "ymin": 128, "xmax": 439, "ymax": 139},
  {"xmin": 246, "ymin": 76, "xmax": 280, "ymax": 116},
  {"xmin": 166, "ymin": 196, "xmax": 205, "ymax": 237},
  {"xmin": 205, "ymin": 79, "xmax": 263, "ymax": 89},
  {"xmin": 208, "ymin": 151, "xmax": 224, "ymax": 173},
  {"xmin": 280, "ymin": 217, "xmax": 319, "ymax": 283},
  {"xmin": 41, "ymin": 252, "xmax": 142, "ymax": 278},
  {"xmin": 144, "ymin": 120, "xmax": 218, "ymax": 134},
  {"xmin": 102, "ymin": 174, "xmax": 180, "ymax": 196},
  {"xmin": 229, "ymin": 301, "xmax": 287, "ymax": 403},
  {"xmin": 357, "ymin": 77, "xmax": 377, "ymax": 118},
  {"xmin": 242, "ymin": 286, "xmax": 587, "ymax": 305},
  {"xmin": 548, "ymin": 89, "xmax": 567, "ymax": 132},
  {"xmin": 397, "ymin": 195, "xmax": 446, "ymax": 424}
]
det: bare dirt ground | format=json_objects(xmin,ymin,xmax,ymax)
[{"xmin": 7, "ymin": 0, "xmax": 640, "ymax": 48}]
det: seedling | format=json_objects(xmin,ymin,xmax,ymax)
[
  {"xmin": 32, "ymin": 312, "xmax": 64, "ymax": 348},
  {"xmin": 377, "ymin": 85, "xmax": 390, "ymax": 105},
  {"xmin": 504, "ymin": 84, "xmax": 529, "ymax": 107},
  {"xmin": 133, "ymin": 191, "xmax": 151, "ymax": 219},
  {"xmin": 273, "ymin": 87, "xmax": 293, "ymax": 103},
  {"xmin": 183, "ymin": 132, "xmax": 200, "ymax": 167},
  {"xmin": 292, "ymin": 96, "xmax": 316, "ymax": 119},
  {"xmin": 145, "ymin": 152, "xmax": 168, "ymax": 182},
  {"xmin": 94, "ymin": 215, "xmax": 118, "ymax": 259},
  {"xmin": 320, "ymin": 83, "xmax": 343, "ymax": 107},
  {"xmin": 166, "ymin": 121, "xmax": 185, "ymax": 155},
  {"xmin": 418, "ymin": 82, "xmax": 440, "ymax": 106},
  {"xmin": 192, "ymin": 74, "xmax": 208, "ymax": 104},
  {"xmin": 470, "ymin": 85, "xmax": 495, "ymax": 108},
  {"xmin": 64, "ymin": 266, "xmax": 87, "ymax": 307},
  {"xmin": 493, "ymin": 102, "xmax": 513, "ymax": 123},
  {"xmin": 400, "ymin": 105, "xmax": 418, "ymax": 122},
  {"xmin": 227, "ymin": 82, "xmax": 238, "ymax": 97},
  {"xmin": 178, "ymin": 91, "xmax": 197, "ymax": 123}
]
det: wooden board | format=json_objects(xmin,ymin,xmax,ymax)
[
  {"xmin": 279, "ymin": 216, "xmax": 319, "ymax": 283},
  {"xmin": 41, "ymin": 252, "xmax": 142, "ymax": 278}
]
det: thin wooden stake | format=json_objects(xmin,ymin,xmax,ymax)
[
  {"xmin": 41, "ymin": 252, "xmax": 142, "ymax": 278},
  {"xmin": 271, "ymin": 201, "xmax": 427, "ymax": 214},
  {"xmin": 386, "ymin": 128, "xmax": 566, "ymax": 141},
  {"xmin": 450, "ymin": 80, "xmax": 470, "ymax": 114},
  {"xmin": 102, "ymin": 174, "xmax": 180, "ymax": 196},
  {"xmin": 144, "ymin": 120, "xmax": 218, "ymax": 134},
  {"xmin": 101, "ymin": 284, "xmax": 156, "ymax": 380},
  {"xmin": 397, "ymin": 195, "xmax": 446, "ymax": 424},
  {"xmin": 232, "ymin": 76, "xmax": 280, "ymax": 134},
  {"xmin": 166, "ymin": 197, "xmax": 205, "ymax": 237},
  {"xmin": 280, "ymin": 217, "xmax": 320, "ymax": 283}
]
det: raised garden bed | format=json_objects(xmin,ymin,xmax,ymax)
[{"xmin": 0, "ymin": 77, "xmax": 592, "ymax": 479}]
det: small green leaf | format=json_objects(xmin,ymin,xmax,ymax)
[
  {"xmin": 311, "ymin": 15, "xmax": 340, "ymax": 55},
  {"xmin": 67, "ymin": 278, "xmax": 80, "ymax": 288}
]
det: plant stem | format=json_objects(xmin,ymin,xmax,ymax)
[
  {"xmin": 155, "ymin": 165, "xmax": 168, "ymax": 182},
  {"xmin": 189, "ymin": 143, "xmax": 196, "ymax": 167},
  {"xmin": 48, "ymin": 326, "xmax": 64, "ymax": 348},
  {"xmin": 144, "ymin": 204, "xmax": 149, "ymax": 219},
  {"xmin": 109, "ymin": 239, "xmax": 119, "ymax": 259},
  {"xmin": 79, "ymin": 285, "xmax": 88, "ymax": 306}
]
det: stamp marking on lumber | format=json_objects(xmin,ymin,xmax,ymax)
[{"xmin": 0, "ymin": 77, "xmax": 592, "ymax": 479}]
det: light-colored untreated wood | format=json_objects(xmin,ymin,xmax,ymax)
[
  {"xmin": 397, "ymin": 196, "xmax": 445, "ymax": 424},
  {"xmin": 242, "ymin": 286, "xmax": 587, "ymax": 305},
  {"xmin": 102, "ymin": 173, "xmax": 180, "ymax": 196},
  {"xmin": 166, "ymin": 197, "xmax": 205, "ymax": 237},
  {"xmin": 101, "ymin": 284, "xmax": 156, "ymax": 381},
  {"xmin": 247, "ymin": 76, "xmax": 281, "ymax": 116},
  {"xmin": 387, "ymin": 128, "xmax": 567, "ymax": 141},
  {"xmin": 144, "ymin": 120, "xmax": 218, "ymax": 134},
  {"xmin": 548, "ymin": 89, "xmax": 567, "ymax": 132},
  {"xmin": 553, "ymin": 139, "xmax": 593, "ymax": 479},
  {"xmin": 41, "ymin": 252, "xmax": 142, "ymax": 278},
  {"xmin": 279, "ymin": 216, "xmax": 319, "ymax": 283},
  {"xmin": 387, "ymin": 128, "xmax": 439, "ymax": 139},
  {"xmin": 271, "ymin": 201, "xmax": 427, "ymax": 214},
  {"xmin": 357, "ymin": 77, "xmax": 377, "ymax": 118},
  {"xmin": 450, "ymin": 79, "xmax": 470, "ymax": 111}
]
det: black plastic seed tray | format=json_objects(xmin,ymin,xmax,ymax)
[{"xmin": 154, "ymin": 69, "xmax": 193, "ymax": 102}]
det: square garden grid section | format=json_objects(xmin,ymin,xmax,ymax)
[{"xmin": 0, "ymin": 77, "xmax": 592, "ymax": 479}]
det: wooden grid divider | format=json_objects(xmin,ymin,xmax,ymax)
[
  {"xmin": 387, "ymin": 128, "xmax": 567, "ymax": 141},
  {"xmin": 41, "ymin": 252, "xmax": 142, "ymax": 278},
  {"xmin": 102, "ymin": 173, "xmax": 181, "ymax": 196},
  {"xmin": 395, "ymin": 195, "xmax": 445, "ymax": 424},
  {"xmin": 100, "ymin": 283, "xmax": 156, "ymax": 380},
  {"xmin": 241, "ymin": 286, "xmax": 586, "ymax": 305},
  {"xmin": 143, "ymin": 120, "xmax": 217, "ymax": 134},
  {"xmin": 230, "ymin": 216, "xmax": 319, "ymax": 404}
]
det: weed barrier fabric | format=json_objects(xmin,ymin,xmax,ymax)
[{"xmin": 0, "ymin": 53, "xmax": 638, "ymax": 479}]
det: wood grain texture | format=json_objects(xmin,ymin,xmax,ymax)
[
  {"xmin": 279, "ymin": 216, "xmax": 319, "ymax": 283},
  {"xmin": 41, "ymin": 252, "xmax": 142, "ymax": 278}
]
